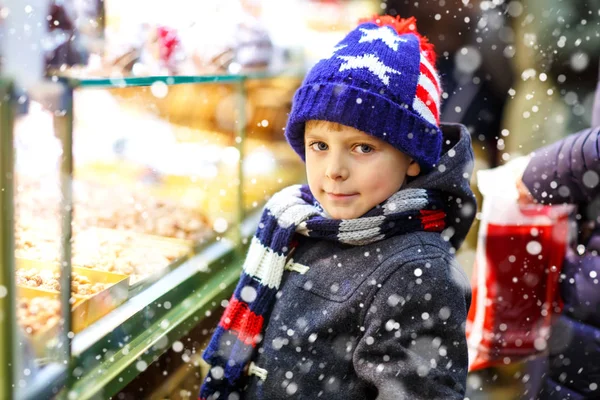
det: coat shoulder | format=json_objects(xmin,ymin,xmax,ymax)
[
  {"xmin": 383, "ymin": 231, "xmax": 455, "ymax": 265},
  {"xmin": 375, "ymin": 231, "xmax": 470, "ymax": 296}
]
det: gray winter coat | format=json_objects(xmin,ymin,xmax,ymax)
[{"xmin": 243, "ymin": 124, "xmax": 476, "ymax": 399}]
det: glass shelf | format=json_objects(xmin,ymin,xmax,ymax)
[{"xmin": 55, "ymin": 67, "xmax": 305, "ymax": 89}]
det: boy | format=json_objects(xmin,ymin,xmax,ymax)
[{"xmin": 200, "ymin": 15, "xmax": 475, "ymax": 399}]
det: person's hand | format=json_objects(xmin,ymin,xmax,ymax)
[{"xmin": 517, "ymin": 177, "xmax": 535, "ymax": 204}]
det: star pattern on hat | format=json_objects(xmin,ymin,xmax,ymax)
[
  {"xmin": 337, "ymin": 54, "xmax": 400, "ymax": 86},
  {"xmin": 359, "ymin": 26, "xmax": 408, "ymax": 51},
  {"xmin": 320, "ymin": 44, "xmax": 348, "ymax": 61}
]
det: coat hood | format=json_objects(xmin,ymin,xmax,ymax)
[{"xmin": 406, "ymin": 123, "xmax": 477, "ymax": 251}]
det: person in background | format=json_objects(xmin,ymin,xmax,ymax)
[
  {"xmin": 517, "ymin": 67, "xmax": 600, "ymax": 400},
  {"xmin": 199, "ymin": 15, "xmax": 476, "ymax": 400},
  {"xmin": 503, "ymin": 0, "xmax": 600, "ymax": 158},
  {"xmin": 45, "ymin": 0, "xmax": 91, "ymax": 69}
]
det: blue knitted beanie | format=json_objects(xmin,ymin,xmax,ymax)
[{"xmin": 285, "ymin": 15, "xmax": 443, "ymax": 170}]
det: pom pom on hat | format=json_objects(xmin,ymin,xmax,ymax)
[
  {"xmin": 285, "ymin": 14, "xmax": 444, "ymax": 170},
  {"xmin": 358, "ymin": 15, "xmax": 436, "ymax": 66}
]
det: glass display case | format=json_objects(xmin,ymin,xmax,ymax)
[{"xmin": 1, "ymin": 70, "xmax": 305, "ymax": 399}]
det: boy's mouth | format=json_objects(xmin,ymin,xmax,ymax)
[{"xmin": 325, "ymin": 192, "xmax": 359, "ymax": 201}]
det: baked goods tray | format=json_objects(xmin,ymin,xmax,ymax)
[
  {"xmin": 16, "ymin": 258, "xmax": 130, "ymax": 336},
  {"xmin": 71, "ymin": 227, "xmax": 198, "ymax": 295}
]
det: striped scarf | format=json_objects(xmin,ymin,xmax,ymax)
[{"xmin": 200, "ymin": 184, "xmax": 446, "ymax": 399}]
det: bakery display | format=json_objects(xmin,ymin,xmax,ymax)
[
  {"xmin": 15, "ymin": 176, "xmax": 214, "ymax": 242},
  {"xmin": 75, "ymin": 184, "xmax": 212, "ymax": 242},
  {"xmin": 72, "ymin": 228, "xmax": 191, "ymax": 283},
  {"xmin": 15, "ymin": 225, "xmax": 190, "ymax": 285},
  {"xmin": 6, "ymin": 67, "xmax": 305, "ymax": 372},
  {"xmin": 16, "ymin": 268, "xmax": 107, "ymax": 296},
  {"xmin": 17, "ymin": 297, "xmax": 61, "ymax": 336}
]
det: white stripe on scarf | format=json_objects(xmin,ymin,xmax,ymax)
[
  {"xmin": 243, "ymin": 237, "xmax": 288, "ymax": 289},
  {"xmin": 383, "ymin": 189, "xmax": 429, "ymax": 215}
]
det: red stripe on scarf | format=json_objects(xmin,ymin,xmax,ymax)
[
  {"xmin": 419, "ymin": 210, "xmax": 446, "ymax": 231},
  {"xmin": 219, "ymin": 297, "xmax": 264, "ymax": 347}
]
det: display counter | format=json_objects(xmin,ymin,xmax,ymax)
[{"xmin": 0, "ymin": 70, "xmax": 305, "ymax": 399}]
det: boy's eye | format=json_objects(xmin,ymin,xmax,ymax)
[
  {"xmin": 310, "ymin": 141, "xmax": 328, "ymax": 151},
  {"xmin": 355, "ymin": 144, "xmax": 373, "ymax": 154}
]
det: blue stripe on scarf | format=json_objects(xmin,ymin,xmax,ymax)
[
  {"xmin": 299, "ymin": 184, "xmax": 319, "ymax": 207},
  {"xmin": 383, "ymin": 212, "xmax": 424, "ymax": 235},
  {"xmin": 304, "ymin": 218, "xmax": 341, "ymax": 237},
  {"xmin": 255, "ymin": 211, "xmax": 297, "ymax": 255}
]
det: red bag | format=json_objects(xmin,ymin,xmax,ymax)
[{"xmin": 466, "ymin": 162, "xmax": 573, "ymax": 371}]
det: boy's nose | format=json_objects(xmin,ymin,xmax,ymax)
[{"xmin": 325, "ymin": 156, "xmax": 349, "ymax": 181}]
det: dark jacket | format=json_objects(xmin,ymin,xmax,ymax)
[
  {"xmin": 522, "ymin": 124, "xmax": 600, "ymax": 398},
  {"xmin": 243, "ymin": 124, "xmax": 476, "ymax": 399}
]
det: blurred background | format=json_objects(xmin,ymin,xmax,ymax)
[{"xmin": 1, "ymin": 0, "xmax": 598, "ymax": 399}]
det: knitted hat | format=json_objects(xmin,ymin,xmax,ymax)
[{"xmin": 285, "ymin": 15, "xmax": 443, "ymax": 170}]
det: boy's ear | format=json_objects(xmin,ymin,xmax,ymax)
[{"xmin": 406, "ymin": 159, "xmax": 421, "ymax": 177}]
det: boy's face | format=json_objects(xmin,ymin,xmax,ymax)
[{"xmin": 305, "ymin": 121, "xmax": 421, "ymax": 219}]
